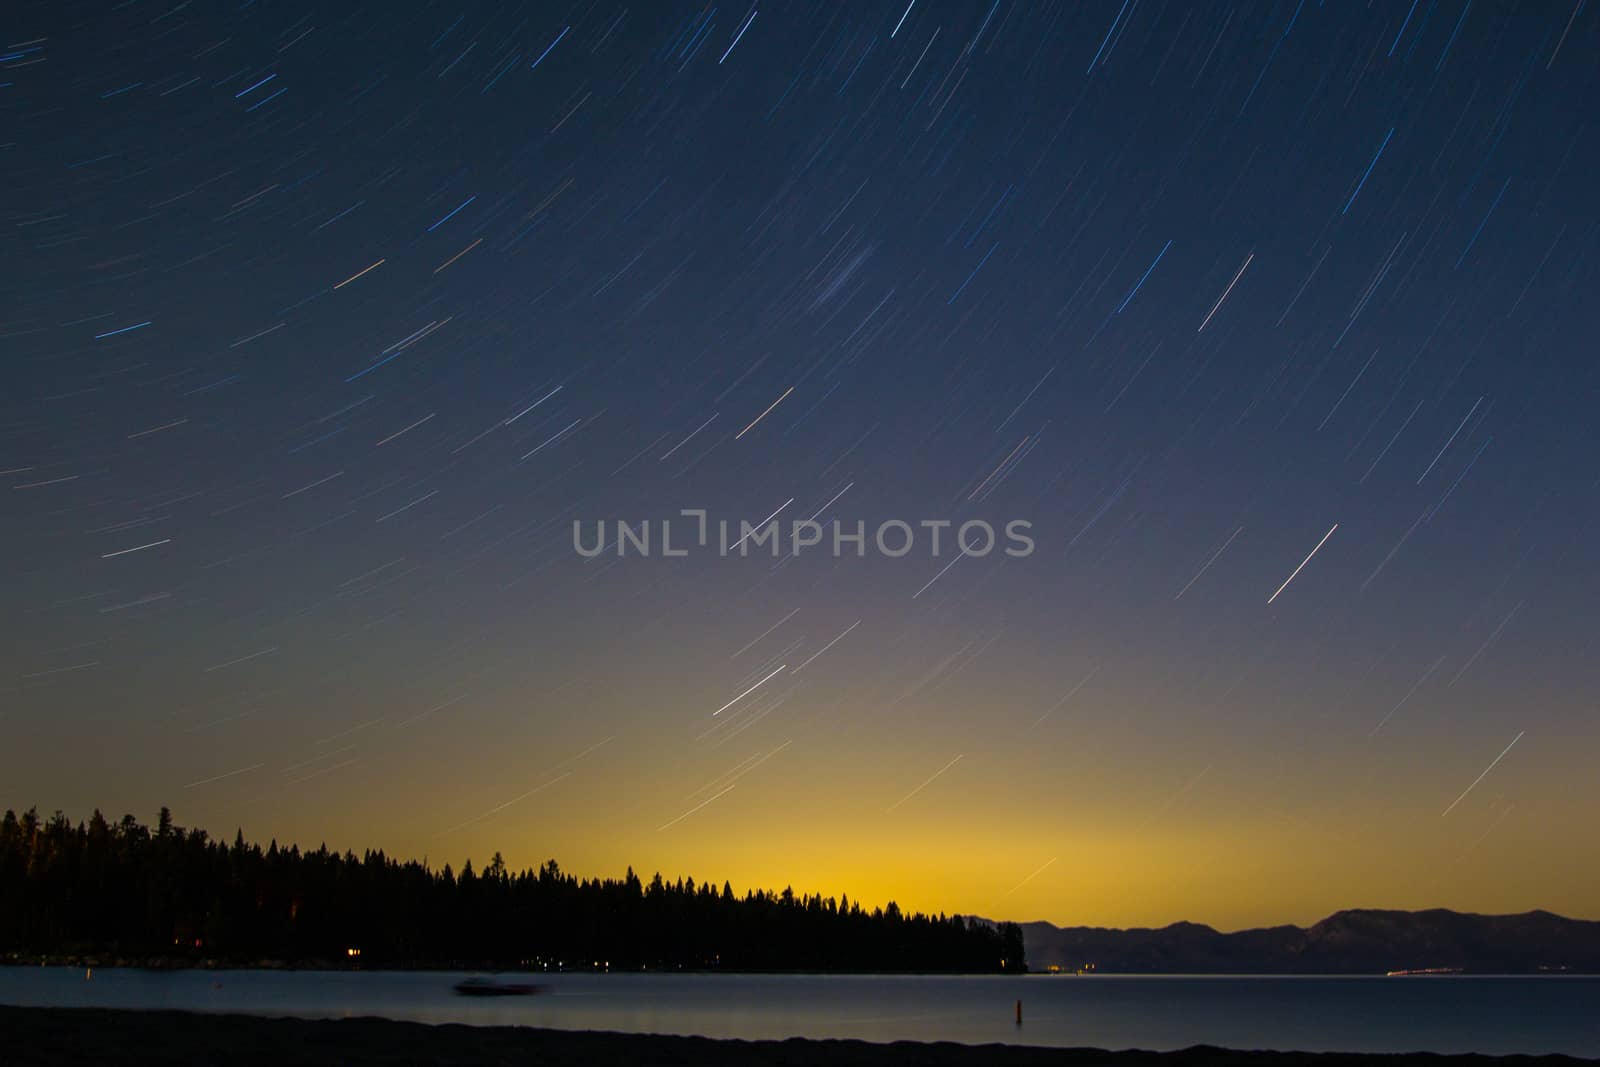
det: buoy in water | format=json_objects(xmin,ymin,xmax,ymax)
[{"xmin": 1015, "ymin": 999, "xmax": 1023, "ymax": 1025}]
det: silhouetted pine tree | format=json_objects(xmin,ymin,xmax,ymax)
[{"xmin": 0, "ymin": 808, "xmax": 1026, "ymax": 973}]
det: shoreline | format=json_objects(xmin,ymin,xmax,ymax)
[
  {"xmin": 3, "ymin": 1008, "xmax": 1597, "ymax": 1067},
  {"xmin": 2, "ymin": 956, "xmax": 1020, "ymax": 976},
  {"xmin": 7, "ymin": 960, "xmax": 1598, "ymax": 978}
]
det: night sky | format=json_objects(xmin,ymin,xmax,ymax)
[{"xmin": 4, "ymin": 0, "xmax": 1598, "ymax": 930}]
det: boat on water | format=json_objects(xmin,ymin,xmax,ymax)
[{"xmin": 452, "ymin": 976, "xmax": 547, "ymax": 997}]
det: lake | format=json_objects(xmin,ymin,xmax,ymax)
[{"xmin": 2, "ymin": 969, "xmax": 1597, "ymax": 1055}]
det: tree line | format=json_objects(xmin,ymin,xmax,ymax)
[{"xmin": 0, "ymin": 807, "xmax": 1026, "ymax": 972}]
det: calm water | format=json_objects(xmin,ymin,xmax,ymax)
[{"xmin": 3, "ymin": 968, "xmax": 1598, "ymax": 1055}]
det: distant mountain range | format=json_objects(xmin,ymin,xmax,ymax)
[{"xmin": 1015, "ymin": 909, "xmax": 1600, "ymax": 974}]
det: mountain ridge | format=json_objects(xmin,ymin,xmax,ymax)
[{"xmin": 1007, "ymin": 907, "xmax": 1600, "ymax": 973}]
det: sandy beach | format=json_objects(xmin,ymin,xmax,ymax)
[{"xmin": 3, "ymin": 1008, "xmax": 1595, "ymax": 1067}]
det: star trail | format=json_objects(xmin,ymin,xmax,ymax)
[{"xmin": 3, "ymin": 0, "xmax": 1597, "ymax": 930}]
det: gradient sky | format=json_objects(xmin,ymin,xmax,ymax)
[{"xmin": 4, "ymin": 1, "xmax": 1599, "ymax": 931}]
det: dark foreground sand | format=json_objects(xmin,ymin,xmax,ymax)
[{"xmin": 2, "ymin": 1008, "xmax": 1594, "ymax": 1067}]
